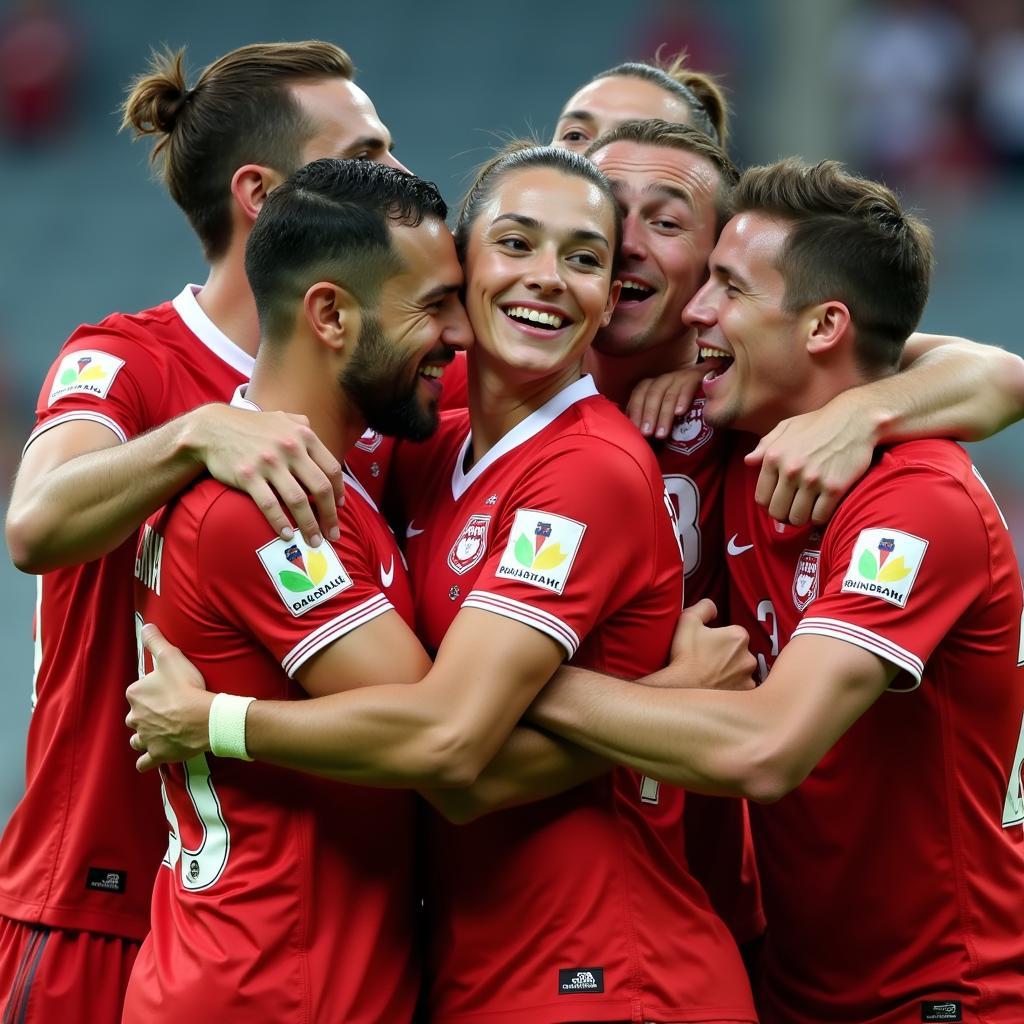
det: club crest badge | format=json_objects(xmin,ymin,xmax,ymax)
[
  {"xmin": 667, "ymin": 398, "xmax": 713, "ymax": 455},
  {"xmin": 792, "ymin": 548, "xmax": 821, "ymax": 611},
  {"xmin": 354, "ymin": 428, "xmax": 383, "ymax": 453},
  {"xmin": 448, "ymin": 514, "xmax": 490, "ymax": 575}
]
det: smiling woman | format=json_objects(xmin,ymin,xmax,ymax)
[{"xmin": 388, "ymin": 145, "xmax": 757, "ymax": 1023}]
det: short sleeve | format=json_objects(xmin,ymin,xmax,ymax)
[
  {"xmin": 196, "ymin": 492, "xmax": 394, "ymax": 678},
  {"xmin": 26, "ymin": 328, "xmax": 167, "ymax": 452},
  {"xmin": 463, "ymin": 438, "xmax": 679, "ymax": 657},
  {"xmin": 793, "ymin": 465, "xmax": 990, "ymax": 687}
]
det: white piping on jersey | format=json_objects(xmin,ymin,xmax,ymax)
[
  {"xmin": 282, "ymin": 593, "xmax": 393, "ymax": 677},
  {"xmin": 229, "ymin": 385, "xmax": 378, "ymax": 512},
  {"xmin": 450, "ymin": 375, "xmax": 599, "ymax": 502},
  {"xmin": 24, "ymin": 410, "xmax": 128, "ymax": 455},
  {"xmin": 462, "ymin": 590, "xmax": 579, "ymax": 657},
  {"xmin": 172, "ymin": 285, "xmax": 256, "ymax": 379},
  {"xmin": 792, "ymin": 616, "xmax": 924, "ymax": 689}
]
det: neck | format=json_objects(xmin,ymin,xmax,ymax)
[
  {"xmin": 588, "ymin": 328, "xmax": 697, "ymax": 408},
  {"xmin": 194, "ymin": 246, "xmax": 261, "ymax": 358},
  {"xmin": 466, "ymin": 353, "xmax": 583, "ymax": 466},
  {"xmin": 246, "ymin": 343, "xmax": 365, "ymax": 462}
]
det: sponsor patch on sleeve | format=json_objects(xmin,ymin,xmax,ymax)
[
  {"xmin": 494, "ymin": 509, "xmax": 585, "ymax": 594},
  {"xmin": 47, "ymin": 350, "xmax": 125, "ymax": 406},
  {"xmin": 256, "ymin": 537, "xmax": 352, "ymax": 617},
  {"xmin": 840, "ymin": 527, "xmax": 927, "ymax": 608}
]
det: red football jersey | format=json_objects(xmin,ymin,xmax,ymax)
[
  {"xmin": 438, "ymin": 349, "xmax": 468, "ymax": 411},
  {"xmin": 347, "ymin": 427, "xmax": 394, "ymax": 504},
  {"xmin": 0, "ymin": 285, "xmax": 252, "ymax": 940},
  {"xmin": 724, "ymin": 438, "xmax": 1024, "ymax": 1024},
  {"xmin": 399, "ymin": 376, "xmax": 755, "ymax": 1024},
  {"xmin": 652, "ymin": 398, "xmax": 763, "ymax": 946},
  {"xmin": 124, "ymin": 459, "xmax": 418, "ymax": 1024}
]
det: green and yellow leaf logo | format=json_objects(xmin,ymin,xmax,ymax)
[
  {"xmin": 514, "ymin": 521, "xmax": 568, "ymax": 571},
  {"xmin": 856, "ymin": 536, "xmax": 912, "ymax": 583},
  {"xmin": 279, "ymin": 544, "xmax": 329, "ymax": 592},
  {"xmin": 59, "ymin": 355, "xmax": 108, "ymax": 385}
]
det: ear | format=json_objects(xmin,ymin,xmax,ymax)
[
  {"xmin": 805, "ymin": 300, "xmax": 852, "ymax": 356},
  {"xmin": 230, "ymin": 164, "xmax": 286, "ymax": 227},
  {"xmin": 600, "ymin": 279, "xmax": 623, "ymax": 328},
  {"xmin": 303, "ymin": 282, "xmax": 361, "ymax": 353}
]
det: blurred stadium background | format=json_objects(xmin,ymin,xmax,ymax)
[{"xmin": 1, "ymin": 0, "xmax": 1022, "ymax": 821}]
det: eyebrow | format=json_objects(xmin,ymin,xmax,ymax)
[
  {"xmin": 346, "ymin": 135, "xmax": 390, "ymax": 153},
  {"xmin": 556, "ymin": 109, "xmax": 597, "ymax": 125},
  {"xmin": 492, "ymin": 212, "xmax": 610, "ymax": 247},
  {"xmin": 711, "ymin": 261, "xmax": 753, "ymax": 291},
  {"xmin": 417, "ymin": 283, "xmax": 461, "ymax": 305}
]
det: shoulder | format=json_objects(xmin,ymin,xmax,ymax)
[{"xmin": 541, "ymin": 395, "xmax": 663, "ymax": 488}]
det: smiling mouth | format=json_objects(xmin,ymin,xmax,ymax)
[
  {"xmin": 618, "ymin": 280, "xmax": 656, "ymax": 303},
  {"xmin": 698, "ymin": 345, "xmax": 735, "ymax": 380},
  {"xmin": 502, "ymin": 305, "xmax": 568, "ymax": 331}
]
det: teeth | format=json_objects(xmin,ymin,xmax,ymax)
[
  {"xmin": 419, "ymin": 365, "xmax": 444, "ymax": 379},
  {"xmin": 621, "ymin": 281, "xmax": 652, "ymax": 293},
  {"xmin": 699, "ymin": 347, "xmax": 732, "ymax": 360},
  {"xmin": 505, "ymin": 306, "xmax": 564, "ymax": 329}
]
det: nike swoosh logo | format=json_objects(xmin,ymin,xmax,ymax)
[
  {"xmin": 406, "ymin": 522, "xmax": 424, "ymax": 539},
  {"xmin": 380, "ymin": 557, "xmax": 394, "ymax": 588},
  {"xmin": 727, "ymin": 534, "xmax": 754, "ymax": 556}
]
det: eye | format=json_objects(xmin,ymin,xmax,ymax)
[
  {"xmin": 496, "ymin": 236, "xmax": 530, "ymax": 253},
  {"xmin": 568, "ymin": 251, "xmax": 604, "ymax": 269},
  {"xmin": 559, "ymin": 129, "xmax": 589, "ymax": 144}
]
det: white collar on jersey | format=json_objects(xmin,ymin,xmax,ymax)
[
  {"xmin": 451, "ymin": 373, "xmax": 599, "ymax": 501},
  {"xmin": 228, "ymin": 385, "xmax": 377, "ymax": 510},
  {"xmin": 172, "ymin": 284, "xmax": 256, "ymax": 379}
]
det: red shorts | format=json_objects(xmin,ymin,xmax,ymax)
[{"xmin": 0, "ymin": 915, "xmax": 140, "ymax": 1024}]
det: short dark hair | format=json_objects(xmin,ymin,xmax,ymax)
[
  {"xmin": 586, "ymin": 119, "xmax": 739, "ymax": 233},
  {"xmin": 245, "ymin": 159, "xmax": 447, "ymax": 342},
  {"xmin": 455, "ymin": 142, "xmax": 621, "ymax": 270},
  {"xmin": 121, "ymin": 41, "xmax": 355, "ymax": 260},
  {"xmin": 592, "ymin": 51, "xmax": 729, "ymax": 148},
  {"xmin": 733, "ymin": 158, "xmax": 934, "ymax": 372}
]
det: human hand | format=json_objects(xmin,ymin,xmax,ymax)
[
  {"xmin": 647, "ymin": 598, "xmax": 756, "ymax": 691},
  {"xmin": 187, "ymin": 404, "xmax": 345, "ymax": 547},
  {"xmin": 126, "ymin": 625, "xmax": 215, "ymax": 772},
  {"xmin": 745, "ymin": 393, "xmax": 877, "ymax": 526},
  {"xmin": 626, "ymin": 364, "xmax": 707, "ymax": 439}
]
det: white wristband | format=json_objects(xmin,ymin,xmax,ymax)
[{"xmin": 208, "ymin": 693, "xmax": 257, "ymax": 761}]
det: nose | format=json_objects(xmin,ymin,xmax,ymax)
[
  {"xmin": 682, "ymin": 279, "xmax": 717, "ymax": 329},
  {"xmin": 619, "ymin": 213, "xmax": 647, "ymax": 262},
  {"xmin": 382, "ymin": 150, "xmax": 411, "ymax": 174},
  {"xmin": 524, "ymin": 245, "xmax": 565, "ymax": 294}
]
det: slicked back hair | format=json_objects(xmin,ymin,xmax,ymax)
[
  {"xmin": 455, "ymin": 142, "xmax": 622, "ymax": 272},
  {"xmin": 245, "ymin": 158, "xmax": 447, "ymax": 343},
  {"xmin": 121, "ymin": 41, "xmax": 355, "ymax": 260},
  {"xmin": 592, "ymin": 51, "xmax": 729, "ymax": 149},
  {"xmin": 586, "ymin": 119, "xmax": 739, "ymax": 233},
  {"xmin": 733, "ymin": 159, "xmax": 934, "ymax": 373}
]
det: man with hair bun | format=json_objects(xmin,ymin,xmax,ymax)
[{"xmin": 0, "ymin": 40, "xmax": 410, "ymax": 1024}]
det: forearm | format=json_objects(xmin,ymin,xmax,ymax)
[
  {"xmin": 528, "ymin": 669, "xmax": 774, "ymax": 799},
  {"xmin": 421, "ymin": 725, "xmax": 610, "ymax": 823},
  {"xmin": 7, "ymin": 412, "xmax": 208, "ymax": 571},
  {"xmin": 868, "ymin": 336, "xmax": 1024, "ymax": 444},
  {"xmin": 245, "ymin": 672, "xmax": 516, "ymax": 788}
]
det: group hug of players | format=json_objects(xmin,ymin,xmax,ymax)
[{"xmin": 0, "ymin": 37, "xmax": 1022, "ymax": 1024}]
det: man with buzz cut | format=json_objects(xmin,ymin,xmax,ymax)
[
  {"xmin": 125, "ymin": 157, "xmax": 471, "ymax": 1024},
  {"xmin": 523, "ymin": 157, "xmax": 1024, "ymax": 1024}
]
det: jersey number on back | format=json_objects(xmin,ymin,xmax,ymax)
[{"xmin": 135, "ymin": 614, "xmax": 232, "ymax": 888}]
